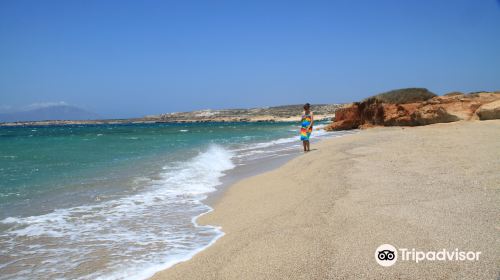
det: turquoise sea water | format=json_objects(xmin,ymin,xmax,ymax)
[
  {"xmin": 0, "ymin": 122, "xmax": 300, "ymax": 217},
  {"xmin": 0, "ymin": 121, "xmax": 345, "ymax": 279}
]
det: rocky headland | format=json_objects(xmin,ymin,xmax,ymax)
[{"xmin": 326, "ymin": 88, "xmax": 500, "ymax": 131}]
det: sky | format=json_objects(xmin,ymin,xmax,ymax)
[{"xmin": 1, "ymin": 0, "xmax": 500, "ymax": 118}]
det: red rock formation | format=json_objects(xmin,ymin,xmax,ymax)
[
  {"xmin": 326, "ymin": 92, "xmax": 500, "ymax": 131},
  {"xmin": 328, "ymin": 105, "xmax": 361, "ymax": 130},
  {"xmin": 382, "ymin": 103, "xmax": 419, "ymax": 126}
]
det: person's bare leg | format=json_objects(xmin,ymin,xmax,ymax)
[
  {"xmin": 306, "ymin": 140, "xmax": 310, "ymax": 151},
  {"xmin": 302, "ymin": 141, "xmax": 307, "ymax": 152}
]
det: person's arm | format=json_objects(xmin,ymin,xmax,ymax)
[{"xmin": 308, "ymin": 112, "xmax": 314, "ymax": 130}]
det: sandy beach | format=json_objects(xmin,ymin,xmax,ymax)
[{"xmin": 151, "ymin": 120, "xmax": 499, "ymax": 280}]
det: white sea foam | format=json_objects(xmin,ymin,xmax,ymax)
[{"xmin": 232, "ymin": 136, "xmax": 297, "ymax": 152}]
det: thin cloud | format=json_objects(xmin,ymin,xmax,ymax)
[
  {"xmin": 22, "ymin": 101, "xmax": 69, "ymax": 111},
  {"xmin": 0, "ymin": 102, "xmax": 71, "ymax": 113}
]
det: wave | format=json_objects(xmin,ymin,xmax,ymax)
[{"xmin": 0, "ymin": 145, "xmax": 234, "ymax": 280}]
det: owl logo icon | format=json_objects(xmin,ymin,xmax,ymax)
[{"xmin": 375, "ymin": 244, "xmax": 397, "ymax": 267}]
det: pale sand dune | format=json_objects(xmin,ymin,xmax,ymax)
[{"xmin": 151, "ymin": 120, "xmax": 500, "ymax": 280}]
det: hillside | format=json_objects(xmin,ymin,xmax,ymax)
[
  {"xmin": 150, "ymin": 104, "xmax": 341, "ymax": 122},
  {"xmin": 364, "ymin": 88, "xmax": 437, "ymax": 104}
]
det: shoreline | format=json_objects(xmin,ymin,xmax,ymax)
[
  {"xmin": 206, "ymin": 150, "xmax": 299, "ymax": 206},
  {"xmin": 136, "ymin": 129, "xmax": 354, "ymax": 279},
  {"xmin": 206, "ymin": 129, "xmax": 357, "ymax": 206},
  {"xmin": 151, "ymin": 120, "xmax": 500, "ymax": 280}
]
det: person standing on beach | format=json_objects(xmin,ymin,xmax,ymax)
[{"xmin": 300, "ymin": 103, "xmax": 313, "ymax": 152}]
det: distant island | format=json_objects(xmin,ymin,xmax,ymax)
[
  {"xmin": 0, "ymin": 104, "xmax": 100, "ymax": 123},
  {"xmin": 0, "ymin": 104, "xmax": 341, "ymax": 127}
]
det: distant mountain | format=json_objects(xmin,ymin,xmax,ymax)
[{"xmin": 0, "ymin": 105, "xmax": 100, "ymax": 122}]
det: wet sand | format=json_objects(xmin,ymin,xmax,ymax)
[{"xmin": 151, "ymin": 120, "xmax": 500, "ymax": 280}]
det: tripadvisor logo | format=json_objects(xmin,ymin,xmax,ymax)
[
  {"xmin": 375, "ymin": 244, "xmax": 481, "ymax": 267},
  {"xmin": 375, "ymin": 244, "xmax": 397, "ymax": 267}
]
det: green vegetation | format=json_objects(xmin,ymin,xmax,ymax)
[{"xmin": 366, "ymin": 88, "xmax": 437, "ymax": 104}]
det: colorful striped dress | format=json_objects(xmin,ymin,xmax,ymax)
[{"xmin": 300, "ymin": 113, "xmax": 313, "ymax": 141}]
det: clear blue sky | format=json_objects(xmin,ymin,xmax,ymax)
[{"xmin": 1, "ymin": 0, "xmax": 499, "ymax": 118}]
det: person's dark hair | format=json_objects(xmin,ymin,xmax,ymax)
[{"xmin": 303, "ymin": 103, "xmax": 311, "ymax": 110}]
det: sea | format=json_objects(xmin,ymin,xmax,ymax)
[{"xmin": 0, "ymin": 121, "xmax": 354, "ymax": 279}]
